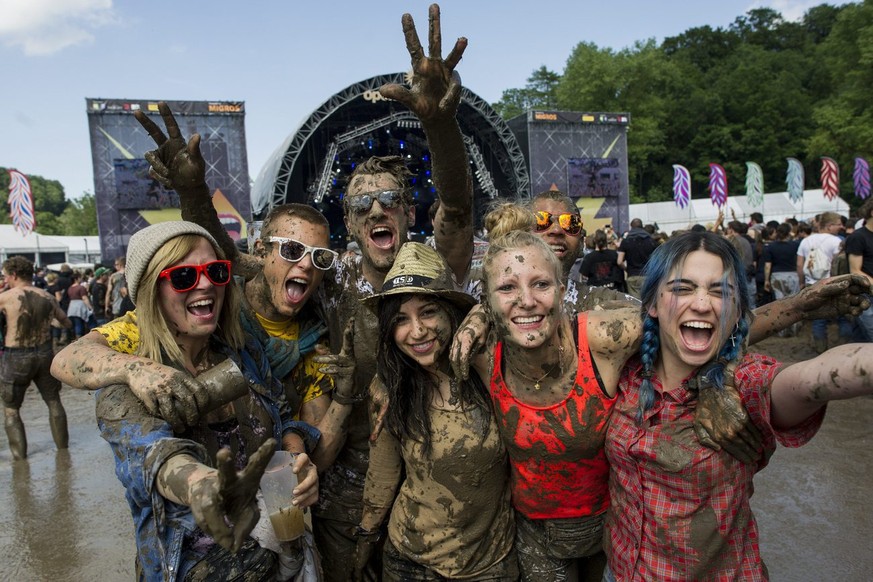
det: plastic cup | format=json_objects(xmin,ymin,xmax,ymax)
[{"xmin": 259, "ymin": 451, "xmax": 305, "ymax": 541}]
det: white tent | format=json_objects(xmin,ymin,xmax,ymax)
[
  {"xmin": 628, "ymin": 189, "xmax": 850, "ymax": 233},
  {"xmin": 0, "ymin": 226, "xmax": 102, "ymax": 266}
]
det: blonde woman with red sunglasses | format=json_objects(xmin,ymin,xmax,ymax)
[{"xmin": 55, "ymin": 222, "xmax": 319, "ymax": 581}]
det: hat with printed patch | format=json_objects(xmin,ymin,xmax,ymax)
[
  {"xmin": 126, "ymin": 221, "xmax": 219, "ymax": 304},
  {"xmin": 363, "ymin": 242, "xmax": 476, "ymax": 312}
]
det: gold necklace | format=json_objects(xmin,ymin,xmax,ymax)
[{"xmin": 508, "ymin": 344, "xmax": 566, "ymax": 390}]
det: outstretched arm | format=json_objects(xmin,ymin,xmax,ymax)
[
  {"xmin": 134, "ymin": 102, "xmax": 262, "ymax": 279},
  {"xmin": 51, "ymin": 331, "xmax": 209, "ymax": 431},
  {"xmin": 157, "ymin": 438, "xmax": 276, "ymax": 553},
  {"xmin": 748, "ymin": 274, "xmax": 870, "ymax": 344},
  {"xmin": 380, "ymin": 4, "xmax": 473, "ymax": 282},
  {"xmin": 770, "ymin": 343, "xmax": 873, "ymax": 429}
]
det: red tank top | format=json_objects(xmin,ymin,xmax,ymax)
[{"xmin": 490, "ymin": 313, "xmax": 614, "ymax": 519}]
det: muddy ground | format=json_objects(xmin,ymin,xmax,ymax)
[{"xmin": 1, "ymin": 325, "xmax": 871, "ymax": 580}]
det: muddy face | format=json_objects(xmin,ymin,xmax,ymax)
[
  {"xmin": 392, "ymin": 295, "xmax": 452, "ymax": 372},
  {"xmin": 648, "ymin": 250, "xmax": 739, "ymax": 379},
  {"xmin": 532, "ymin": 198, "xmax": 582, "ymax": 278},
  {"xmin": 343, "ymin": 172, "xmax": 414, "ymax": 274},
  {"xmin": 255, "ymin": 215, "xmax": 329, "ymax": 320},
  {"xmin": 484, "ymin": 245, "xmax": 564, "ymax": 350},
  {"xmin": 158, "ymin": 238, "xmax": 225, "ymax": 349}
]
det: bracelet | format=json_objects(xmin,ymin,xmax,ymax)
[
  {"xmin": 354, "ymin": 525, "xmax": 381, "ymax": 542},
  {"xmin": 332, "ymin": 391, "xmax": 365, "ymax": 406}
]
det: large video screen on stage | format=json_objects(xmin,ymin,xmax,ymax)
[{"xmin": 86, "ymin": 99, "xmax": 251, "ymax": 261}]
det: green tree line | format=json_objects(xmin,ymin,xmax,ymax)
[
  {"xmin": 0, "ymin": 167, "xmax": 98, "ymax": 235},
  {"xmin": 493, "ymin": 1, "xmax": 873, "ymax": 207}
]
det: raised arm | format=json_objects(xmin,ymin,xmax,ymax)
[
  {"xmin": 380, "ymin": 4, "xmax": 473, "ymax": 281},
  {"xmin": 770, "ymin": 343, "xmax": 873, "ymax": 428},
  {"xmin": 134, "ymin": 103, "xmax": 261, "ymax": 279}
]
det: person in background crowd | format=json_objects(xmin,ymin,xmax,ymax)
[
  {"xmin": 65, "ymin": 271, "xmax": 93, "ymax": 340},
  {"xmin": 763, "ymin": 223, "xmax": 801, "ymax": 337},
  {"xmin": 617, "ymin": 218, "xmax": 657, "ymax": 299},
  {"xmin": 0, "ymin": 256, "xmax": 72, "ymax": 460},
  {"xmin": 579, "ymin": 229, "xmax": 625, "ymax": 292},
  {"xmin": 846, "ymin": 198, "xmax": 873, "ymax": 341},
  {"xmin": 797, "ymin": 211, "xmax": 844, "ymax": 353},
  {"xmin": 89, "ymin": 267, "xmax": 111, "ymax": 326},
  {"xmin": 105, "ymin": 256, "xmax": 126, "ymax": 319}
]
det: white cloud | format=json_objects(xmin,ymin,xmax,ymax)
[
  {"xmin": 755, "ymin": 0, "xmax": 852, "ymax": 22},
  {"xmin": 0, "ymin": 0, "xmax": 118, "ymax": 55}
]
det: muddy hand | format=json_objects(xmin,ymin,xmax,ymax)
[
  {"xmin": 134, "ymin": 101, "xmax": 206, "ymax": 191},
  {"xmin": 128, "ymin": 363, "xmax": 210, "ymax": 432},
  {"xmin": 450, "ymin": 305, "xmax": 488, "ymax": 380},
  {"xmin": 379, "ymin": 4, "xmax": 466, "ymax": 123},
  {"xmin": 369, "ymin": 380, "xmax": 390, "ymax": 442},
  {"xmin": 313, "ymin": 318, "xmax": 357, "ymax": 402},
  {"xmin": 799, "ymin": 274, "xmax": 872, "ymax": 319},
  {"xmin": 291, "ymin": 452, "xmax": 319, "ymax": 508},
  {"xmin": 694, "ymin": 385, "xmax": 762, "ymax": 464},
  {"xmin": 190, "ymin": 438, "xmax": 276, "ymax": 553}
]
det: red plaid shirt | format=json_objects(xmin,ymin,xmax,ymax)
[{"xmin": 605, "ymin": 353, "xmax": 825, "ymax": 581}]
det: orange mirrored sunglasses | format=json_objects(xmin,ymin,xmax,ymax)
[{"xmin": 534, "ymin": 211, "xmax": 583, "ymax": 235}]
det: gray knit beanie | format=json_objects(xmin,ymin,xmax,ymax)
[{"xmin": 126, "ymin": 221, "xmax": 220, "ymax": 304}]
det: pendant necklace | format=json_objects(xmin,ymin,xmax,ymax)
[{"xmin": 509, "ymin": 344, "xmax": 566, "ymax": 390}]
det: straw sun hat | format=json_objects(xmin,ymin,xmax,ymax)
[{"xmin": 363, "ymin": 242, "xmax": 476, "ymax": 311}]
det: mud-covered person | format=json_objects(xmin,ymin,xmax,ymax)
[
  {"xmin": 603, "ymin": 231, "xmax": 873, "ymax": 581},
  {"xmin": 0, "ymin": 256, "xmax": 72, "ymax": 460},
  {"xmin": 85, "ymin": 222, "xmax": 318, "ymax": 581},
  {"xmin": 353, "ymin": 243, "xmax": 516, "ymax": 581}
]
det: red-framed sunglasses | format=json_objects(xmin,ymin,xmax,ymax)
[
  {"xmin": 534, "ymin": 211, "xmax": 583, "ymax": 235},
  {"xmin": 158, "ymin": 260, "xmax": 232, "ymax": 293}
]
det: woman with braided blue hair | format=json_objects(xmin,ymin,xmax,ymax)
[{"xmin": 603, "ymin": 230, "xmax": 873, "ymax": 581}]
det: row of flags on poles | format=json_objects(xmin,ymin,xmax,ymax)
[
  {"xmin": 6, "ymin": 169, "xmax": 35, "ymax": 237},
  {"xmin": 672, "ymin": 157, "xmax": 872, "ymax": 209}
]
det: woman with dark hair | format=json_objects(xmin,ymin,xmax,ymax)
[
  {"xmin": 353, "ymin": 242, "xmax": 516, "ymax": 581},
  {"xmin": 763, "ymin": 223, "xmax": 801, "ymax": 335},
  {"xmin": 604, "ymin": 231, "xmax": 873, "ymax": 581},
  {"xmin": 578, "ymin": 229, "xmax": 625, "ymax": 291}
]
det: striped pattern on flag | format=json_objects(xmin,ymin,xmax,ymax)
[{"xmin": 6, "ymin": 169, "xmax": 35, "ymax": 236}]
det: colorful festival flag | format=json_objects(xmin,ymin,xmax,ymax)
[
  {"xmin": 6, "ymin": 169, "xmax": 35, "ymax": 236},
  {"xmin": 786, "ymin": 158, "xmax": 804, "ymax": 203},
  {"xmin": 672, "ymin": 164, "xmax": 691, "ymax": 209},
  {"xmin": 708, "ymin": 163, "xmax": 728, "ymax": 208},
  {"xmin": 821, "ymin": 157, "xmax": 840, "ymax": 201},
  {"xmin": 853, "ymin": 157, "xmax": 870, "ymax": 200},
  {"xmin": 745, "ymin": 162, "xmax": 764, "ymax": 207}
]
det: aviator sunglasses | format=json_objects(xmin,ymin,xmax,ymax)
[
  {"xmin": 534, "ymin": 211, "xmax": 583, "ymax": 236},
  {"xmin": 343, "ymin": 190, "xmax": 405, "ymax": 214},
  {"xmin": 159, "ymin": 260, "xmax": 232, "ymax": 293},
  {"xmin": 268, "ymin": 237, "xmax": 338, "ymax": 270}
]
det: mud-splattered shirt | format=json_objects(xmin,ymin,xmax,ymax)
[
  {"xmin": 363, "ymin": 379, "xmax": 514, "ymax": 578},
  {"xmin": 564, "ymin": 278, "xmax": 637, "ymax": 312},
  {"xmin": 490, "ymin": 313, "xmax": 615, "ymax": 519},
  {"xmin": 605, "ymin": 353, "xmax": 825, "ymax": 581}
]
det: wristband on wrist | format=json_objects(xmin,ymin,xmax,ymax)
[
  {"xmin": 332, "ymin": 391, "xmax": 365, "ymax": 406},
  {"xmin": 354, "ymin": 525, "xmax": 381, "ymax": 542}
]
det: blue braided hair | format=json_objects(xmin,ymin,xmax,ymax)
[{"xmin": 636, "ymin": 232, "xmax": 753, "ymax": 421}]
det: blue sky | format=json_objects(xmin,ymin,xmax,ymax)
[{"xmin": 0, "ymin": 0, "xmax": 849, "ymax": 202}]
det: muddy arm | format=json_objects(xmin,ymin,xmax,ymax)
[
  {"xmin": 748, "ymin": 274, "xmax": 871, "ymax": 344},
  {"xmin": 380, "ymin": 5, "xmax": 473, "ymax": 282},
  {"xmin": 771, "ymin": 343, "xmax": 873, "ymax": 428},
  {"xmin": 51, "ymin": 331, "xmax": 209, "ymax": 431}
]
